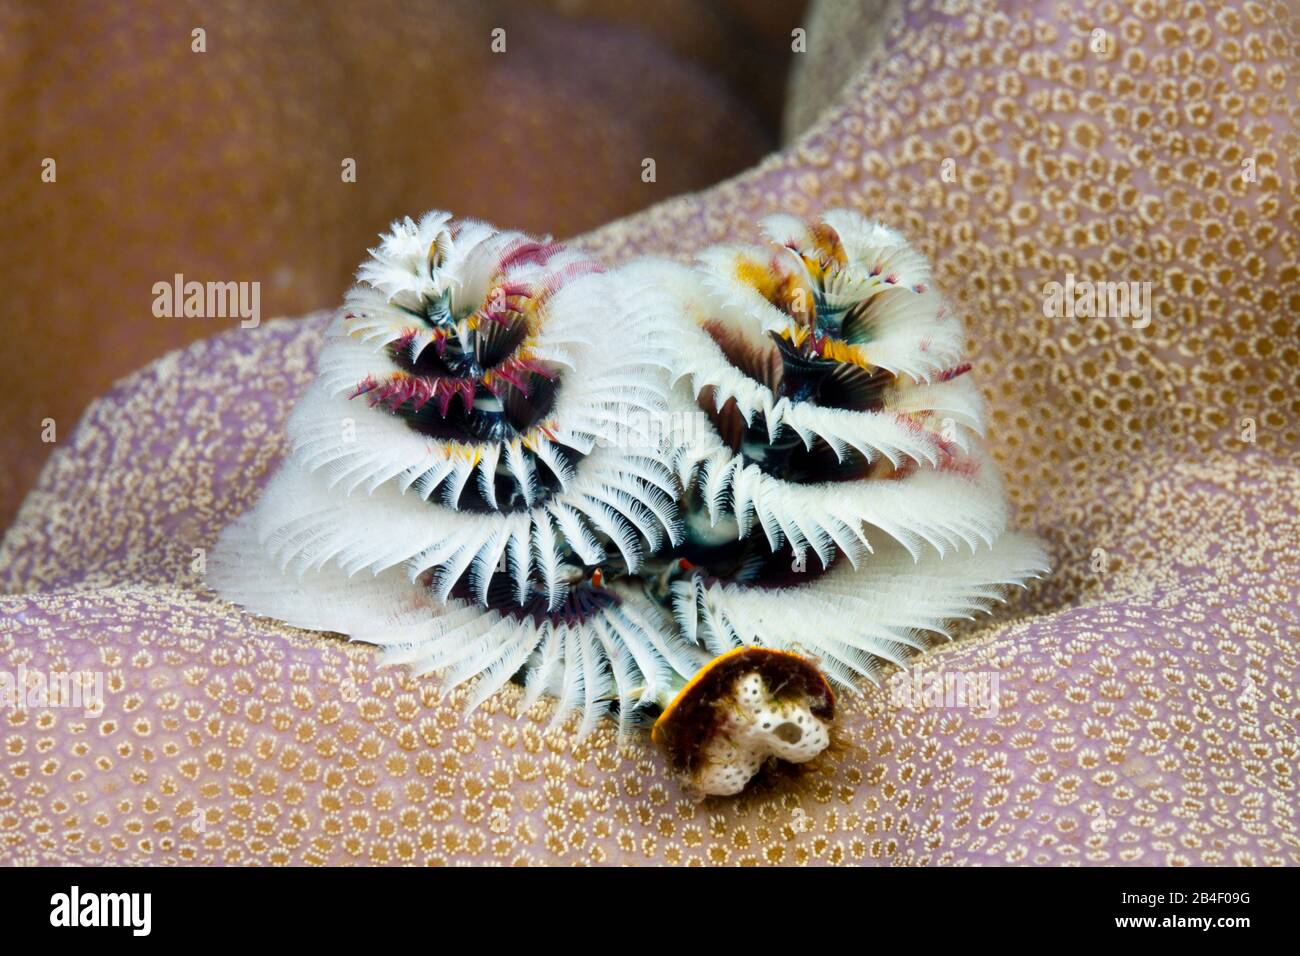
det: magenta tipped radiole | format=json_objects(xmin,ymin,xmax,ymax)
[{"xmin": 209, "ymin": 208, "xmax": 1047, "ymax": 797}]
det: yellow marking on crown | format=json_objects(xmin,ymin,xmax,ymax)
[
  {"xmin": 428, "ymin": 231, "xmax": 452, "ymax": 269},
  {"xmin": 774, "ymin": 271, "xmax": 817, "ymax": 324},
  {"xmin": 432, "ymin": 441, "xmax": 483, "ymax": 465},
  {"xmin": 800, "ymin": 223, "xmax": 848, "ymax": 280},
  {"xmin": 818, "ymin": 338, "xmax": 875, "ymax": 371},
  {"xmin": 734, "ymin": 256, "xmax": 781, "ymax": 300},
  {"xmin": 779, "ymin": 323, "xmax": 811, "ymax": 348}
]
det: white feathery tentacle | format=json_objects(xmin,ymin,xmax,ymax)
[
  {"xmin": 209, "ymin": 208, "xmax": 1048, "ymax": 778},
  {"xmin": 674, "ymin": 533, "xmax": 1050, "ymax": 690}
]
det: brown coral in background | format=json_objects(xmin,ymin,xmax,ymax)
[{"xmin": 0, "ymin": 0, "xmax": 806, "ymax": 526}]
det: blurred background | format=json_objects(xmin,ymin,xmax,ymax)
[{"xmin": 0, "ymin": 0, "xmax": 810, "ymax": 527}]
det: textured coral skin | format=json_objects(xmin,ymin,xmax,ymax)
[{"xmin": 1, "ymin": 0, "xmax": 1298, "ymax": 865}]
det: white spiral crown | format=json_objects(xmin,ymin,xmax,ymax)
[{"xmin": 211, "ymin": 208, "xmax": 1048, "ymax": 777}]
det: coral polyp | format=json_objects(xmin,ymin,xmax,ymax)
[{"xmin": 211, "ymin": 209, "xmax": 1047, "ymax": 796}]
